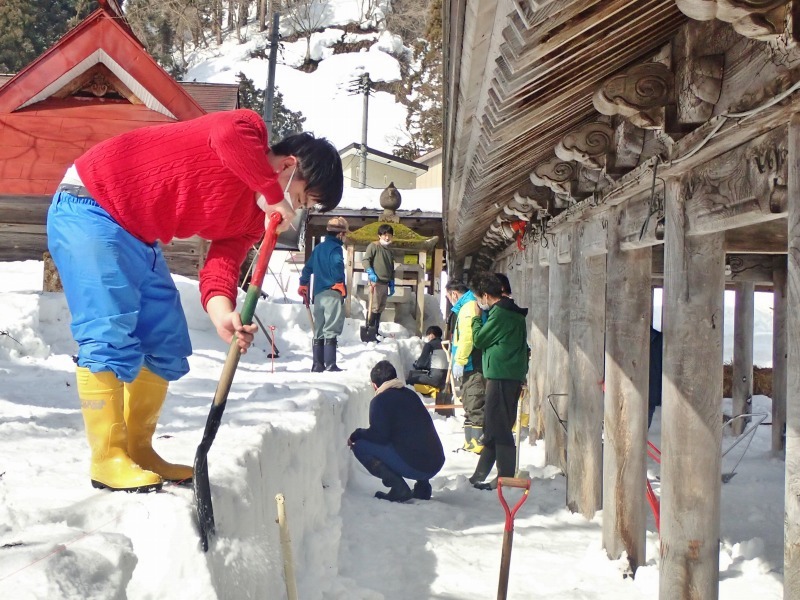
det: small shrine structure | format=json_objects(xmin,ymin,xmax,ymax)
[{"xmin": 342, "ymin": 183, "xmax": 439, "ymax": 336}]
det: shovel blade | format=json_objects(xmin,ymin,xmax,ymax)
[
  {"xmin": 193, "ymin": 400, "xmax": 227, "ymax": 552},
  {"xmin": 360, "ymin": 325, "xmax": 378, "ymax": 342}
]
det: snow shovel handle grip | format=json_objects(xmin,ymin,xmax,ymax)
[{"xmin": 497, "ymin": 477, "xmax": 531, "ymax": 532}]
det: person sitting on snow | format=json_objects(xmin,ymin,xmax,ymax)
[
  {"xmin": 47, "ymin": 109, "xmax": 343, "ymax": 493},
  {"xmin": 406, "ymin": 325, "xmax": 448, "ymax": 397},
  {"xmin": 348, "ymin": 360, "xmax": 445, "ymax": 502}
]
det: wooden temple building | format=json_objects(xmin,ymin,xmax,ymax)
[
  {"xmin": 0, "ymin": 1, "xmax": 238, "ymax": 276},
  {"xmin": 443, "ymin": 1, "xmax": 800, "ymax": 598}
]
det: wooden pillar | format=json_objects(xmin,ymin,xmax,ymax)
[
  {"xmin": 344, "ymin": 243, "xmax": 356, "ymax": 318},
  {"xmin": 659, "ymin": 178, "xmax": 725, "ymax": 600},
  {"xmin": 566, "ymin": 226, "xmax": 606, "ymax": 518},
  {"xmin": 545, "ymin": 230, "xmax": 572, "ymax": 471},
  {"xmin": 772, "ymin": 256, "xmax": 787, "ymax": 455},
  {"xmin": 731, "ymin": 282, "xmax": 755, "ymax": 435},
  {"xmin": 528, "ymin": 243, "xmax": 550, "ymax": 442},
  {"xmin": 784, "ymin": 114, "xmax": 800, "ymax": 596},
  {"xmin": 416, "ymin": 250, "xmax": 426, "ymax": 336},
  {"xmin": 433, "ymin": 247, "xmax": 444, "ymax": 296},
  {"xmin": 602, "ymin": 207, "xmax": 651, "ymax": 571}
]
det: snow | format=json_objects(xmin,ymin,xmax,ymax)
[
  {"xmin": 183, "ymin": 1, "xmax": 409, "ymax": 154},
  {"xmin": 0, "ymin": 260, "xmax": 786, "ymax": 599}
]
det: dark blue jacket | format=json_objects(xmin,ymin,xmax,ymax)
[
  {"xmin": 300, "ymin": 234, "xmax": 345, "ymax": 297},
  {"xmin": 350, "ymin": 386, "xmax": 445, "ymax": 475}
]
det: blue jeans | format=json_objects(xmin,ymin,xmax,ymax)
[
  {"xmin": 47, "ymin": 191, "xmax": 191, "ymax": 382},
  {"xmin": 351, "ymin": 440, "xmax": 435, "ymax": 481}
]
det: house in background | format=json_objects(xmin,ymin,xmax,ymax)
[
  {"xmin": 414, "ymin": 148, "xmax": 442, "ymax": 189},
  {"xmin": 338, "ymin": 143, "xmax": 428, "ymax": 189}
]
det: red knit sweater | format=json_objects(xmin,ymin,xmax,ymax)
[{"xmin": 75, "ymin": 109, "xmax": 284, "ymax": 309}]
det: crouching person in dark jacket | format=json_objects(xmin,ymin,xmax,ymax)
[{"xmin": 348, "ymin": 360, "xmax": 445, "ymax": 502}]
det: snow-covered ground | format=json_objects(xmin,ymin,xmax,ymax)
[{"xmin": 0, "ymin": 260, "xmax": 786, "ymax": 599}]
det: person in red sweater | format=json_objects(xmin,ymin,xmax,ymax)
[{"xmin": 46, "ymin": 109, "xmax": 343, "ymax": 493}]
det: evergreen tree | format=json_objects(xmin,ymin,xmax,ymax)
[
  {"xmin": 0, "ymin": 0, "xmax": 92, "ymax": 73},
  {"xmin": 394, "ymin": 0, "xmax": 442, "ymax": 160},
  {"xmin": 236, "ymin": 72, "xmax": 307, "ymax": 142}
]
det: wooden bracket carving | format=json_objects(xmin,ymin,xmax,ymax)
[
  {"xmin": 530, "ymin": 157, "xmax": 577, "ymax": 196},
  {"xmin": 555, "ymin": 122, "xmax": 615, "ymax": 169},
  {"xmin": 676, "ymin": 53, "xmax": 724, "ymax": 124},
  {"xmin": 676, "ymin": 0, "xmax": 788, "ymax": 41},
  {"xmin": 593, "ymin": 63, "xmax": 675, "ymax": 129}
]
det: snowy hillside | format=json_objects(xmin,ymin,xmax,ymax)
[{"xmin": 183, "ymin": 0, "xmax": 411, "ymax": 154}]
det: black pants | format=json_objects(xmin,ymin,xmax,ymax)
[
  {"xmin": 483, "ymin": 379, "xmax": 522, "ymax": 448},
  {"xmin": 406, "ymin": 369, "xmax": 446, "ymax": 389}
]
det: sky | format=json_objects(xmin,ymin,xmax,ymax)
[
  {"xmin": 0, "ymin": 1, "xmax": 787, "ymax": 597},
  {"xmin": 0, "ymin": 261, "xmax": 786, "ymax": 600}
]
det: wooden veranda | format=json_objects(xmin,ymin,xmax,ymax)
[{"xmin": 443, "ymin": 1, "xmax": 800, "ymax": 598}]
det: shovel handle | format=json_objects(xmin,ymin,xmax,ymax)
[
  {"xmin": 497, "ymin": 477, "xmax": 531, "ymax": 532},
  {"xmin": 211, "ymin": 212, "xmax": 282, "ymax": 408}
]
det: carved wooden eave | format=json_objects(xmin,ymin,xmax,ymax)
[
  {"xmin": 443, "ymin": 0, "xmax": 689, "ymax": 271},
  {"xmin": 675, "ymin": 0, "xmax": 788, "ymax": 40},
  {"xmin": 443, "ymin": 0, "xmax": 800, "ymax": 273}
]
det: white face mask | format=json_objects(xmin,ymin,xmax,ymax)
[
  {"xmin": 379, "ymin": 238, "xmax": 392, "ymax": 246},
  {"xmin": 477, "ymin": 302, "xmax": 490, "ymax": 311},
  {"xmin": 256, "ymin": 167, "xmax": 297, "ymax": 210}
]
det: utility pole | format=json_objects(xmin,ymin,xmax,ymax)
[
  {"xmin": 263, "ymin": 12, "xmax": 280, "ymax": 140},
  {"xmin": 348, "ymin": 73, "xmax": 374, "ymax": 188}
]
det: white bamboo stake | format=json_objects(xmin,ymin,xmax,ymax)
[{"xmin": 275, "ymin": 493, "xmax": 298, "ymax": 600}]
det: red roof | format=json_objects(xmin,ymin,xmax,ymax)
[{"xmin": 0, "ymin": 6, "xmax": 216, "ymax": 195}]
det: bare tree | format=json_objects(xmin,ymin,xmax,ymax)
[{"xmin": 283, "ymin": 0, "xmax": 331, "ymax": 63}]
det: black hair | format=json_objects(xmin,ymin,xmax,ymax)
[
  {"xmin": 470, "ymin": 271, "xmax": 504, "ymax": 299},
  {"xmin": 494, "ymin": 272, "xmax": 512, "ymax": 296},
  {"xmin": 445, "ymin": 280, "xmax": 468, "ymax": 294},
  {"xmin": 370, "ymin": 360, "xmax": 397, "ymax": 387},
  {"xmin": 270, "ymin": 133, "xmax": 343, "ymax": 213},
  {"xmin": 377, "ymin": 224, "xmax": 394, "ymax": 236},
  {"xmin": 425, "ymin": 325, "xmax": 443, "ymax": 338}
]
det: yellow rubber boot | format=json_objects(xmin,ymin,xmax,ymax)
[
  {"xmin": 76, "ymin": 367, "xmax": 162, "ymax": 492},
  {"xmin": 124, "ymin": 368, "xmax": 193, "ymax": 483},
  {"xmin": 468, "ymin": 426, "xmax": 484, "ymax": 454},
  {"xmin": 413, "ymin": 383, "xmax": 439, "ymax": 397}
]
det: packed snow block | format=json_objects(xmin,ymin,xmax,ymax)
[{"xmin": 200, "ymin": 381, "xmax": 373, "ymax": 600}]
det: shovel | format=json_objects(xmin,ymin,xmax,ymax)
[
  {"xmin": 496, "ymin": 477, "xmax": 531, "ymax": 600},
  {"xmin": 359, "ymin": 283, "xmax": 378, "ymax": 342},
  {"xmin": 434, "ymin": 340, "xmax": 456, "ymax": 417},
  {"xmin": 194, "ymin": 212, "xmax": 282, "ymax": 552}
]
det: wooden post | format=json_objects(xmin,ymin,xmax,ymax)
[
  {"xmin": 731, "ymin": 282, "xmax": 754, "ymax": 435},
  {"xmin": 566, "ymin": 227, "xmax": 606, "ymax": 518},
  {"xmin": 344, "ymin": 243, "xmax": 356, "ymax": 318},
  {"xmin": 528, "ymin": 244, "xmax": 549, "ymax": 442},
  {"xmin": 784, "ymin": 113, "xmax": 800, "ymax": 597},
  {"xmin": 433, "ymin": 247, "xmax": 444, "ymax": 296},
  {"xmin": 659, "ymin": 178, "xmax": 725, "ymax": 600},
  {"xmin": 772, "ymin": 255, "xmax": 787, "ymax": 455},
  {"xmin": 545, "ymin": 230, "xmax": 571, "ymax": 472},
  {"xmin": 42, "ymin": 251, "xmax": 63, "ymax": 293},
  {"xmin": 602, "ymin": 207, "xmax": 651, "ymax": 571},
  {"xmin": 417, "ymin": 250, "xmax": 426, "ymax": 336}
]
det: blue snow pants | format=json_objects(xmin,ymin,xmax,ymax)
[
  {"xmin": 351, "ymin": 440, "xmax": 435, "ymax": 481},
  {"xmin": 47, "ymin": 190, "xmax": 192, "ymax": 383}
]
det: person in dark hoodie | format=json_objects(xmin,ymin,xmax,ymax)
[
  {"xmin": 348, "ymin": 360, "xmax": 445, "ymax": 502},
  {"xmin": 406, "ymin": 325, "xmax": 448, "ymax": 395},
  {"xmin": 466, "ymin": 272, "xmax": 529, "ymax": 489}
]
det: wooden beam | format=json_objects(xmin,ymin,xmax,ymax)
[
  {"xmin": 603, "ymin": 205, "xmax": 651, "ymax": 572},
  {"xmin": 527, "ymin": 243, "xmax": 549, "ymax": 442},
  {"xmin": 731, "ymin": 282, "xmax": 755, "ymax": 435},
  {"xmin": 566, "ymin": 238, "xmax": 606, "ymax": 518},
  {"xmin": 660, "ymin": 178, "xmax": 725, "ymax": 600},
  {"xmin": 545, "ymin": 243, "xmax": 571, "ymax": 472},
  {"xmin": 772, "ymin": 255, "xmax": 787, "ymax": 455},
  {"xmin": 684, "ymin": 127, "xmax": 787, "ymax": 235},
  {"xmin": 785, "ymin": 113, "xmax": 800, "ymax": 597}
]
